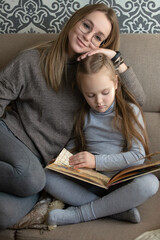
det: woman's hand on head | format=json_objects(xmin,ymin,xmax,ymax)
[
  {"xmin": 77, "ymin": 48, "xmax": 128, "ymax": 73},
  {"xmin": 69, "ymin": 151, "xmax": 96, "ymax": 169},
  {"xmin": 77, "ymin": 48, "xmax": 116, "ymax": 61}
]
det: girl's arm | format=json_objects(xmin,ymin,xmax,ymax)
[
  {"xmin": 68, "ymin": 140, "xmax": 145, "ymax": 171},
  {"xmin": 95, "ymin": 141, "xmax": 145, "ymax": 172}
]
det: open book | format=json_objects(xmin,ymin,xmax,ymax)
[{"xmin": 46, "ymin": 148, "xmax": 160, "ymax": 189}]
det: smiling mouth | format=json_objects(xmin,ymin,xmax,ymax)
[{"xmin": 77, "ymin": 37, "xmax": 87, "ymax": 47}]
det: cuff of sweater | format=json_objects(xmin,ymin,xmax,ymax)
[{"xmin": 95, "ymin": 155, "xmax": 104, "ymax": 171}]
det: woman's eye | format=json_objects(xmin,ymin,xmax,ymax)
[
  {"xmin": 103, "ymin": 92, "xmax": 109, "ymax": 95},
  {"xmin": 95, "ymin": 35, "xmax": 102, "ymax": 42},
  {"xmin": 83, "ymin": 22, "xmax": 91, "ymax": 30}
]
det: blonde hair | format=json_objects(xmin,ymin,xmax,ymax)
[
  {"xmin": 35, "ymin": 4, "xmax": 120, "ymax": 91},
  {"xmin": 74, "ymin": 53, "xmax": 149, "ymax": 155}
]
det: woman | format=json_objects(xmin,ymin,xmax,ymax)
[{"xmin": 0, "ymin": 3, "xmax": 145, "ymax": 229}]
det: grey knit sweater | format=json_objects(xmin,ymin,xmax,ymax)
[{"xmin": 0, "ymin": 49, "xmax": 145, "ymax": 164}]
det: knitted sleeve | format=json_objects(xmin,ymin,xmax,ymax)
[
  {"xmin": 120, "ymin": 67, "xmax": 146, "ymax": 106},
  {"xmin": 0, "ymin": 52, "xmax": 26, "ymax": 118}
]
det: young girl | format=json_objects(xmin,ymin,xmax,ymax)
[
  {"xmin": 0, "ymin": 3, "xmax": 146, "ymax": 228},
  {"xmin": 45, "ymin": 54, "xmax": 159, "ymax": 225}
]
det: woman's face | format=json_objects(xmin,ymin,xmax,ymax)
[{"xmin": 68, "ymin": 11, "xmax": 112, "ymax": 58}]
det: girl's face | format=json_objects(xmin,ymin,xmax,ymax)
[
  {"xmin": 68, "ymin": 11, "xmax": 112, "ymax": 58},
  {"xmin": 80, "ymin": 66, "xmax": 118, "ymax": 113}
]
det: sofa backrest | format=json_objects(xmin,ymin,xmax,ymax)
[
  {"xmin": 0, "ymin": 33, "xmax": 160, "ymax": 158},
  {"xmin": 120, "ymin": 34, "xmax": 160, "ymax": 159},
  {"xmin": 0, "ymin": 33, "xmax": 55, "ymax": 70}
]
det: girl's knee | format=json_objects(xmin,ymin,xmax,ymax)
[
  {"xmin": 44, "ymin": 168, "xmax": 59, "ymax": 190},
  {"xmin": 134, "ymin": 174, "xmax": 159, "ymax": 197},
  {"xmin": 146, "ymin": 174, "xmax": 159, "ymax": 196},
  {"xmin": 45, "ymin": 168, "xmax": 63, "ymax": 183}
]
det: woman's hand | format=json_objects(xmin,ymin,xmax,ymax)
[
  {"xmin": 77, "ymin": 48, "xmax": 116, "ymax": 61},
  {"xmin": 77, "ymin": 48, "xmax": 128, "ymax": 73},
  {"xmin": 69, "ymin": 151, "xmax": 96, "ymax": 169}
]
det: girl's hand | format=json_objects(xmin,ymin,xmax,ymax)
[
  {"xmin": 69, "ymin": 151, "xmax": 96, "ymax": 169},
  {"xmin": 77, "ymin": 48, "xmax": 116, "ymax": 61}
]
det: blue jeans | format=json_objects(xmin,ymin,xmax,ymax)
[{"xmin": 0, "ymin": 120, "xmax": 46, "ymax": 229}]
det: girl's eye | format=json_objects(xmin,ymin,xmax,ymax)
[
  {"xmin": 87, "ymin": 95, "xmax": 94, "ymax": 98},
  {"xmin": 103, "ymin": 92, "xmax": 109, "ymax": 95}
]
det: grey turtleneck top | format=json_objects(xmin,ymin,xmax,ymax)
[{"xmin": 67, "ymin": 102, "xmax": 145, "ymax": 177}]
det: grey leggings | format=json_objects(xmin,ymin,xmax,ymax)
[
  {"xmin": 44, "ymin": 168, "xmax": 159, "ymax": 219},
  {"xmin": 0, "ymin": 120, "xmax": 46, "ymax": 229}
]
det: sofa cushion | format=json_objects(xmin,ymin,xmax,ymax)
[
  {"xmin": 12, "ymin": 188, "xmax": 160, "ymax": 240},
  {"xmin": 144, "ymin": 112, "xmax": 160, "ymax": 178},
  {"xmin": 144, "ymin": 112, "xmax": 160, "ymax": 156},
  {"xmin": 120, "ymin": 34, "xmax": 160, "ymax": 113},
  {"xmin": 0, "ymin": 33, "xmax": 55, "ymax": 71},
  {"xmin": 0, "ymin": 229, "xmax": 16, "ymax": 240}
]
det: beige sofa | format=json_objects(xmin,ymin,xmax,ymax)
[{"xmin": 0, "ymin": 33, "xmax": 160, "ymax": 240}]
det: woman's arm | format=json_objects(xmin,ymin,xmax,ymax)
[
  {"xmin": 119, "ymin": 67, "xmax": 146, "ymax": 106},
  {"xmin": 0, "ymin": 56, "xmax": 26, "ymax": 118}
]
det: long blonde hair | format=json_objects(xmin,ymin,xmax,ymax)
[
  {"xmin": 74, "ymin": 53, "xmax": 149, "ymax": 155},
  {"xmin": 35, "ymin": 4, "xmax": 120, "ymax": 91}
]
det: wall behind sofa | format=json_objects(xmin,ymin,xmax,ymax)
[{"xmin": 0, "ymin": 0, "xmax": 160, "ymax": 34}]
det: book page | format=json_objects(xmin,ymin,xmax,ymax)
[
  {"xmin": 47, "ymin": 148, "xmax": 110, "ymax": 189},
  {"xmin": 108, "ymin": 160, "xmax": 160, "ymax": 187},
  {"xmin": 54, "ymin": 148, "xmax": 72, "ymax": 166}
]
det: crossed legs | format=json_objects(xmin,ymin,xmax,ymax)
[{"xmin": 44, "ymin": 169, "xmax": 159, "ymax": 225}]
